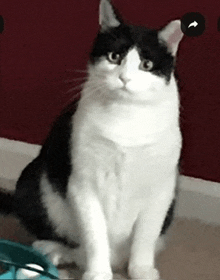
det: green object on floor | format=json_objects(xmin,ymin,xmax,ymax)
[{"xmin": 0, "ymin": 239, "xmax": 59, "ymax": 279}]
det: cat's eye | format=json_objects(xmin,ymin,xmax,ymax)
[
  {"xmin": 107, "ymin": 52, "xmax": 121, "ymax": 64},
  {"xmin": 140, "ymin": 59, "xmax": 154, "ymax": 71}
]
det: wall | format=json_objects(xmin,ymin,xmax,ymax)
[{"xmin": 1, "ymin": 0, "xmax": 220, "ymax": 182}]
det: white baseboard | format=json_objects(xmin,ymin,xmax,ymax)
[
  {"xmin": 176, "ymin": 178, "xmax": 220, "ymax": 224},
  {"xmin": 0, "ymin": 138, "xmax": 41, "ymax": 181},
  {"xmin": 1, "ymin": 137, "xmax": 220, "ymax": 224}
]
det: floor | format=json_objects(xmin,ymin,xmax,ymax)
[{"xmin": 1, "ymin": 179, "xmax": 220, "ymax": 280}]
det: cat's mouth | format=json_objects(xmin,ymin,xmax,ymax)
[
  {"xmin": 119, "ymin": 85, "xmax": 131, "ymax": 93},
  {"xmin": 116, "ymin": 86, "xmax": 135, "ymax": 101},
  {"xmin": 120, "ymin": 85, "xmax": 127, "ymax": 91}
]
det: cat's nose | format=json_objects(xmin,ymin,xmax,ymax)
[{"xmin": 119, "ymin": 73, "xmax": 131, "ymax": 84}]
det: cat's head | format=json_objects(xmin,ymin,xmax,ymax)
[{"xmin": 86, "ymin": 0, "xmax": 183, "ymax": 104}]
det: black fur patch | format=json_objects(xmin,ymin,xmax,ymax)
[
  {"xmin": 15, "ymin": 157, "xmax": 57, "ymax": 240},
  {"xmin": 0, "ymin": 188, "xmax": 15, "ymax": 215},
  {"xmin": 40, "ymin": 101, "xmax": 79, "ymax": 197},
  {"xmin": 160, "ymin": 198, "xmax": 176, "ymax": 235},
  {"xmin": 90, "ymin": 24, "xmax": 174, "ymax": 81}
]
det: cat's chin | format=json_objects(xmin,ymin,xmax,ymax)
[
  {"xmin": 118, "ymin": 87, "xmax": 131, "ymax": 95},
  {"xmin": 118, "ymin": 86, "xmax": 143, "ymax": 98},
  {"xmin": 111, "ymin": 91, "xmax": 147, "ymax": 105},
  {"xmin": 115, "ymin": 88, "xmax": 147, "ymax": 103},
  {"xmin": 107, "ymin": 84, "xmax": 156, "ymax": 104},
  {"xmin": 113, "ymin": 88, "xmax": 134, "ymax": 101}
]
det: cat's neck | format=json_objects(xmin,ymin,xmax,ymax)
[{"xmin": 77, "ymin": 76, "xmax": 180, "ymax": 147}]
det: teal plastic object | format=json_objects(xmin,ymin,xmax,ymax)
[{"xmin": 0, "ymin": 239, "xmax": 59, "ymax": 279}]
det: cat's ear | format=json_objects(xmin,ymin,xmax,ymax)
[
  {"xmin": 99, "ymin": 0, "xmax": 122, "ymax": 31},
  {"xmin": 158, "ymin": 20, "xmax": 184, "ymax": 56}
]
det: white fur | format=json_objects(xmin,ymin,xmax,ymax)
[{"xmin": 36, "ymin": 33, "xmax": 182, "ymax": 280}]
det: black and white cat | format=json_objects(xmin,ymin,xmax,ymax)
[{"xmin": 1, "ymin": 0, "xmax": 184, "ymax": 279}]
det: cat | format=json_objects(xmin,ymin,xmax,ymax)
[{"xmin": 0, "ymin": 0, "xmax": 183, "ymax": 279}]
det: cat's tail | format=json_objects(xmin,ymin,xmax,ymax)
[{"xmin": 0, "ymin": 188, "xmax": 15, "ymax": 215}]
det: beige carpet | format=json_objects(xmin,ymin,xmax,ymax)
[{"xmin": 1, "ymin": 179, "xmax": 220, "ymax": 280}]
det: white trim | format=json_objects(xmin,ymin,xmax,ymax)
[
  {"xmin": 1, "ymin": 137, "xmax": 220, "ymax": 224},
  {"xmin": 0, "ymin": 138, "xmax": 41, "ymax": 157},
  {"xmin": 0, "ymin": 138, "xmax": 41, "ymax": 180},
  {"xmin": 177, "ymin": 176, "xmax": 220, "ymax": 224},
  {"xmin": 179, "ymin": 175, "xmax": 220, "ymax": 199}
]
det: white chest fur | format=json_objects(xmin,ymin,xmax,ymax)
[
  {"xmin": 72, "ymin": 94, "xmax": 182, "ymax": 215},
  {"xmin": 76, "ymin": 95, "xmax": 180, "ymax": 146}
]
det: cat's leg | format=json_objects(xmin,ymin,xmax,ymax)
[
  {"xmin": 128, "ymin": 188, "xmax": 175, "ymax": 280},
  {"xmin": 68, "ymin": 182, "xmax": 112, "ymax": 280}
]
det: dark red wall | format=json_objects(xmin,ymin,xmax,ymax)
[{"xmin": 1, "ymin": 0, "xmax": 220, "ymax": 182}]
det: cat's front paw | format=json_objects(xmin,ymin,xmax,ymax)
[
  {"xmin": 32, "ymin": 240, "xmax": 63, "ymax": 266},
  {"xmin": 128, "ymin": 265, "xmax": 160, "ymax": 280},
  {"xmin": 82, "ymin": 271, "xmax": 113, "ymax": 280}
]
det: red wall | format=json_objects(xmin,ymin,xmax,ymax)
[{"xmin": 1, "ymin": 0, "xmax": 220, "ymax": 182}]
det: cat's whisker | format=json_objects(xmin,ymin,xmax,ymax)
[
  {"xmin": 65, "ymin": 77, "xmax": 103, "ymax": 98},
  {"xmin": 80, "ymin": 83, "xmax": 107, "ymax": 103},
  {"xmin": 80, "ymin": 86, "xmax": 100, "ymax": 101},
  {"xmin": 66, "ymin": 83, "xmax": 85, "ymax": 94},
  {"xmin": 66, "ymin": 69, "xmax": 88, "ymax": 73},
  {"xmin": 64, "ymin": 77, "xmax": 87, "ymax": 83},
  {"xmin": 67, "ymin": 91, "xmax": 81, "ymax": 104},
  {"xmin": 65, "ymin": 80, "xmax": 103, "ymax": 101}
]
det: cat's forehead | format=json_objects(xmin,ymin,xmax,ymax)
[
  {"xmin": 129, "ymin": 25, "xmax": 159, "ymax": 46},
  {"xmin": 90, "ymin": 24, "xmax": 171, "ymax": 62}
]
